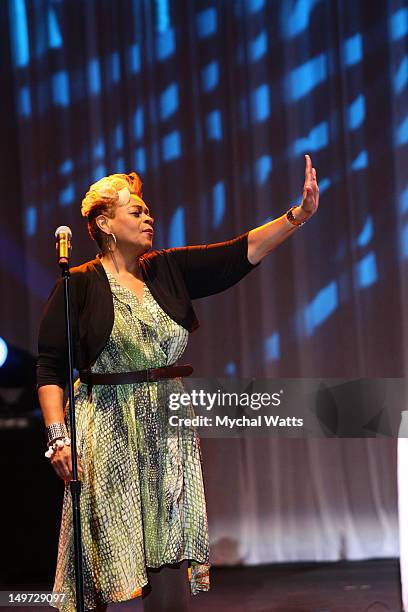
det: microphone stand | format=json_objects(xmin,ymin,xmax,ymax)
[{"xmin": 59, "ymin": 257, "xmax": 85, "ymax": 612}]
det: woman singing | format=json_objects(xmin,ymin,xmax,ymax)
[{"xmin": 37, "ymin": 155, "xmax": 319, "ymax": 611}]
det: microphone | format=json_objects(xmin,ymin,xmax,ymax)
[{"xmin": 55, "ymin": 226, "xmax": 72, "ymax": 268}]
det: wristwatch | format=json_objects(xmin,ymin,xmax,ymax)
[{"xmin": 286, "ymin": 205, "xmax": 306, "ymax": 227}]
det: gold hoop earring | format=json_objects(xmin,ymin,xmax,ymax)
[{"xmin": 107, "ymin": 233, "xmax": 117, "ymax": 253}]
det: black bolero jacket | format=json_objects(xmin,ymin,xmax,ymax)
[{"xmin": 37, "ymin": 231, "xmax": 260, "ymax": 389}]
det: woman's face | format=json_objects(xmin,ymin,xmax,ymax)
[{"xmin": 99, "ymin": 194, "xmax": 154, "ymax": 253}]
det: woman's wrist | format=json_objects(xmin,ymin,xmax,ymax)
[
  {"xmin": 292, "ymin": 205, "xmax": 309, "ymax": 224},
  {"xmin": 46, "ymin": 422, "xmax": 68, "ymax": 446},
  {"xmin": 286, "ymin": 205, "xmax": 309, "ymax": 228}
]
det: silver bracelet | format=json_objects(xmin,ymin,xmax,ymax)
[{"xmin": 46, "ymin": 422, "xmax": 68, "ymax": 446}]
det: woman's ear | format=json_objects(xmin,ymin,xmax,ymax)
[{"xmin": 95, "ymin": 214, "xmax": 110, "ymax": 235}]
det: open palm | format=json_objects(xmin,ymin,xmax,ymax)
[{"xmin": 301, "ymin": 154, "xmax": 319, "ymax": 217}]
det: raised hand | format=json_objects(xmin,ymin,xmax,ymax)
[{"xmin": 300, "ymin": 154, "xmax": 319, "ymax": 218}]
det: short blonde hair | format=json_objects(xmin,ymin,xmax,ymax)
[{"xmin": 81, "ymin": 172, "xmax": 143, "ymax": 248}]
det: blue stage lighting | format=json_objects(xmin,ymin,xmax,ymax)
[
  {"xmin": 390, "ymin": 8, "xmax": 408, "ymax": 42},
  {"xmin": 134, "ymin": 148, "xmax": 146, "ymax": 173},
  {"xmin": 201, "ymin": 62, "xmax": 219, "ymax": 92},
  {"xmin": 18, "ymin": 87, "xmax": 31, "ymax": 117},
  {"xmin": 400, "ymin": 186, "xmax": 408, "ymax": 212},
  {"xmin": 357, "ymin": 217, "xmax": 373, "ymax": 247},
  {"xmin": 162, "ymin": 130, "xmax": 181, "ymax": 160},
  {"xmin": 213, "ymin": 181, "xmax": 225, "ymax": 228},
  {"xmin": 25, "ymin": 207, "xmax": 37, "ymax": 237},
  {"xmin": 348, "ymin": 95, "xmax": 366, "ymax": 130},
  {"xmin": 196, "ymin": 8, "xmax": 217, "ymax": 39},
  {"xmin": 396, "ymin": 115, "xmax": 408, "ymax": 146},
  {"xmin": 0, "ymin": 338, "xmax": 8, "ymax": 368},
  {"xmin": 265, "ymin": 332, "xmax": 280, "ymax": 361},
  {"xmin": 286, "ymin": 53, "xmax": 327, "ymax": 101},
  {"xmin": 343, "ymin": 33, "xmax": 363, "ymax": 67},
  {"xmin": 305, "ymin": 281, "xmax": 338, "ymax": 335},
  {"xmin": 356, "ymin": 252, "xmax": 377, "ymax": 288},
  {"xmin": 251, "ymin": 84, "xmax": 270, "ymax": 122},
  {"xmin": 249, "ymin": 31, "xmax": 267, "ymax": 62},
  {"xmin": 255, "ymin": 155, "xmax": 273, "ymax": 185},
  {"xmin": 351, "ymin": 150, "xmax": 368, "ymax": 170},
  {"xmin": 9, "ymin": 0, "xmax": 29, "ymax": 68},
  {"xmin": 394, "ymin": 56, "xmax": 408, "ymax": 94},
  {"xmin": 206, "ymin": 110, "xmax": 223, "ymax": 140},
  {"xmin": 156, "ymin": 29, "xmax": 175, "ymax": 60},
  {"xmin": 48, "ymin": 6, "xmax": 63, "ymax": 48},
  {"xmin": 169, "ymin": 206, "xmax": 185, "ymax": 247}
]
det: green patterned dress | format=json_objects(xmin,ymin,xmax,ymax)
[{"xmin": 52, "ymin": 270, "xmax": 210, "ymax": 611}]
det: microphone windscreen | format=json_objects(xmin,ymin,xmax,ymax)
[{"xmin": 55, "ymin": 225, "xmax": 73, "ymax": 239}]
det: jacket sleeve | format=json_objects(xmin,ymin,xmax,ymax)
[
  {"xmin": 163, "ymin": 231, "xmax": 260, "ymax": 299},
  {"xmin": 37, "ymin": 272, "xmax": 82, "ymax": 389}
]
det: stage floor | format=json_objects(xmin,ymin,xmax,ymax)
[
  {"xmin": 1, "ymin": 559, "xmax": 402, "ymax": 612},
  {"xmin": 188, "ymin": 559, "xmax": 402, "ymax": 612}
]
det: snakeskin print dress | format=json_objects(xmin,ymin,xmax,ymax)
[{"xmin": 51, "ymin": 270, "xmax": 210, "ymax": 611}]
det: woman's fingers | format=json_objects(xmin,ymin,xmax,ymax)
[
  {"xmin": 301, "ymin": 155, "xmax": 320, "ymax": 215},
  {"xmin": 305, "ymin": 154, "xmax": 313, "ymax": 180},
  {"xmin": 50, "ymin": 446, "xmax": 83, "ymax": 481}
]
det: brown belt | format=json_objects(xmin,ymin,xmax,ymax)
[{"xmin": 79, "ymin": 364, "xmax": 194, "ymax": 385}]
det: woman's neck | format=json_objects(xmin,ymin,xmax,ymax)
[{"xmin": 100, "ymin": 248, "xmax": 143, "ymax": 278}]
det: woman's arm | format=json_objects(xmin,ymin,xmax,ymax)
[
  {"xmin": 38, "ymin": 384, "xmax": 65, "ymax": 426},
  {"xmin": 155, "ymin": 154, "xmax": 319, "ymax": 299},
  {"xmin": 37, "ymin": 384, "xmax": 83, "ymax": 481},
  {"xmin": 37, "ymin": 273, "xmax": 83, "ymax": 481},
  {"xmin": 247, "ymin": 154, "xmax": 320, "ymax": 265}
]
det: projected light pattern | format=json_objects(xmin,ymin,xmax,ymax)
[
  {"xmin": 265, "ymin": 332, "xmax": 280, "ymax": 361},
  {"xmin": 285, "ymin": 53, "xmax": 327, "ymax": 101},
  {"xmin": 348, "ymin": 95, "xmax": 366, "ymax": 131},
  {"xmin": 196, "ymin": 8, "xmax": 217, "ymax": 39},
  {"xmin": 201, "ymin": 61, "xmax": 219, "ymax": 92},
  {"xmin": 390, "ymin": 7, "xmax": 408, "ymax": 41},
  {"xmin": 162, "ymin": 131, "xmax": 181, "ymax": 160},
  {"xmin": 401, "ymin": 186, "xmax": 408, "ymax": 213},
  {"xmin": 168, "ymin": 206, "xmax": 185, "ymax": 247},
  {"xmin": 212, "ymin": 181, "xmax": 225, "ymax": 228},
  {"xmin": 356, "ymin": 252, "xmax": 378, "ymax": 289},
  {"xmin": 396, "ymin": 115, "xmax": 408, "ymax": 146},
  {"xmin": 9, "ymin": 0, "xmax": 29, "ymax": 68},
  {"xmin": 25, "ymin": 207, "xmax": 37, "ymax": 236},
  {"xmin": 224, "ymin": 361, "xmax": 237, "ymax": 376},
  {"xmin": 343, "ymin": 33, "xmax": 363, "ymax": 67},
  {"xmin": 281, "ymin": 0, "xmax": 321, "ymax": 39},
  {"xmin": 160, "ymin": 83, "xmax": 179, "ymax": 120},
  {"xmin": 292, "ymin": 121, "xmax": 328, "ymax": 155},
  {"xmin": 255, "ymin": 155, "xmax": 273, "ymax": 184},
  {"xmin": 206, "ymin": 110, "xmax": 223, "ymax": 140},
  {"xmin": 402, "ymin": 225, "xmax": 408, "ymax": 259},
  {"xmin": 249, "ymin": 31, "xmax": 268, "ymax": 62},
  {"xmin": 394, "ymin": 55, "xmax": 408, "ymax": 93},
  {"xmin": 356, "ymin": 217, "xmax": 374, "ymax": 248},
  {"xmin": 304, "ymin": 282, "xmax": 338, "ymax": 336},
  {"xmin": 351, "ymin": 150, "xmax": 368, "ymax": 170},
  {"xmin": 5, "ymin": 0, "xmax": 408, "ymax": 373}
]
